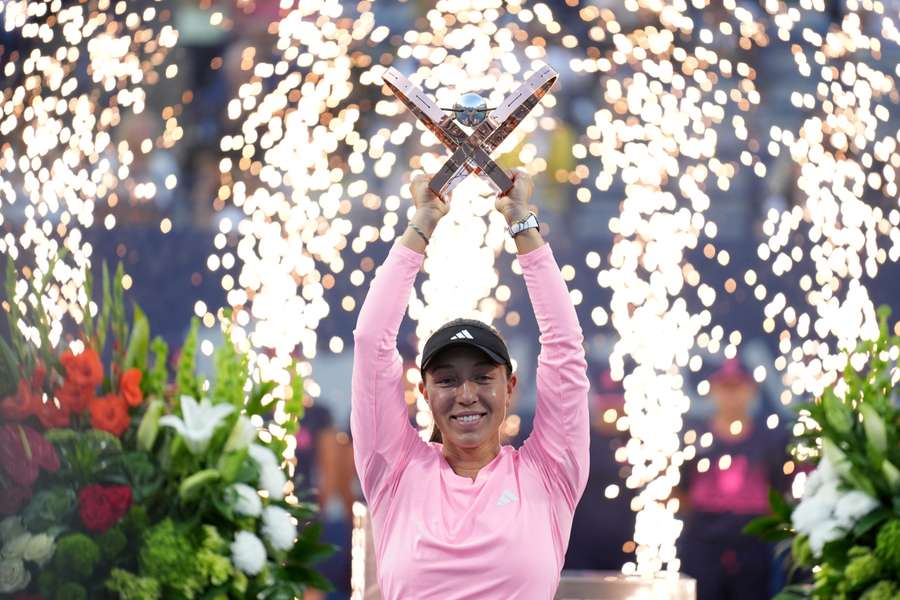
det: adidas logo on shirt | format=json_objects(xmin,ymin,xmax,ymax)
[
  {"xmin": 496, "ymin": 489, "xmax": 518, "ymax": 506},
  {"xmin": 449, "ymin": 329, "xmax": 475, "ymax": 341}
]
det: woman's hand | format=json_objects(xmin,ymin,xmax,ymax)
[
  {"xmin": 410, "ymin": 173, "xmax": 449, "ymax": 238},
  {"xmin": 495, "ymin": 168, "xmax": 535, "ymax": 225},
  {"xmin": 400, "ymin": 173, "xmax": 449, "ymax": 254},
  {"xmin": 495, "ymin": 169, "xmax": 544, "ymax": 254}
]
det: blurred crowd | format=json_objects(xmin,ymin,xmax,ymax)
[{"xmin": 3, "ymin": 0, "xmax": 900, "ymax": 598}]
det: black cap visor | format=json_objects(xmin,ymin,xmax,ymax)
[{"xmin": 421, "ymin": 341, "xmax": 507, "ymax": 373}]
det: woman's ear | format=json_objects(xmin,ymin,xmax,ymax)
[{"xmin": 418, "ymin": 380, "xmax": 427, "ymax": 401}]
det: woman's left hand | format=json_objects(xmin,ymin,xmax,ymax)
[{"xmin": 495, "ymin": 168, "xmax": 535, "ymax": 225}]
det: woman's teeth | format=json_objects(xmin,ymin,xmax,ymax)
[{"xmin": 455, "ymin": 414, "xmax": 483, "ymax": 423}]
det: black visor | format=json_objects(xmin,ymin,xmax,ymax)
[{"xmin": 420, "ymin": 319, "xmax": 512, "ymax": 373}]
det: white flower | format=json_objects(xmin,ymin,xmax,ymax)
[
  {"xmin": 791, "ymin": 491, "xmax": 837, "ymax": 537},
  {"xmin": 224, "ymin": 416, "xmax": 257, "ymax": 452},
  {"xmin": 0, "ymin": 558, "xmax": 30, "ymax": 594},
  {"xmin": 803, "ymin": 456, "xmax": 840, "ymax": 497},
  {"xmin": 248, "ymin": 444, "xmax": 278, "ymax": 468},
  {"xmin": 160, "ymin": 396, "xmax": 235, "ymax": 455},
  {"xmin": 259, "ymin": 464, "xmax": 287, "ymax": 501},
  {"xmin": 807, "ymin": 519, "xmax": 845, "ymax": 557},
  {"xmin": 1, "ymin": 533, "xmax": 32, "ymax": 560},
  {"xmin": 833, "ymin": 490, "xmax": 879, "ymax": 529},
  {"xmin": 0, "ymin": 518, "xmax": 24, "ymax": 544},
  {"xmin": 231, "ymin": 531, "xmax": 266, "ymax": 575},
  {"xmin": 228, "ymin": 483, "xmax": 262, "ymax": 517},
  {"xmin": 261, "ymin": 506, "xmax": 297, "ymax": 551},
  {"xmin": 23, "ymin": 533, "xmax": 55, "ymax": 566}
]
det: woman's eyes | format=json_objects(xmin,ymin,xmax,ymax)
[{"xmin": 436, "ymin": 374, "xmax": 492, "ymax": 386}]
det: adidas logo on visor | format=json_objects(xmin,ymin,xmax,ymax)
[{"xmin": 449, "ymin": 329, "xmax": 475, "ymax": 341}]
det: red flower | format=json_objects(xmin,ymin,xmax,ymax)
[
  {"xmin": 0, "ymin": 424, "xmax": 39, "ymax": 486},
  {"xmin": 33, "ymin": 395, "xmax": 70, "ymax": 429},
  {"xmin": 0, "ymin": 379, "xmax": 37, "ymax": 422},
  {"xmin": 78, "ymin": 484, "xmax": 132, "ymax": 532},
  {"xmin": 54, "ymin": 379, "xmax": 92, "ymax": 414},
  {"xmin": 0, "ymin": 480, "xmax": 32, "ymax": 516},
  {"xmin": 120, "ymin": 368, "xmax": 143, "ymax": 407},
  {"xmin": 89, "ymin": 394, "xmax": 130, "ymax": 436},
  {"xmin": 0, "ymin": 424, "xmax": 58, "ymax": 486},
  {"xmin": 60, "ymin": 348, "xmax": 103, "ymax": 391}
]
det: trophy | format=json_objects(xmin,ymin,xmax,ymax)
[{"xmin": 382, "ymin": 64, "xmax": 559, "ymax": 198}]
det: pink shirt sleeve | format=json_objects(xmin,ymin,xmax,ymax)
[
  {"xmin": 351, "ymin": 243, "xmax": 425, "ymax": 511},
  {"xmin": 518, "ymin": 244, "xmax": 591, "ymax": 512}
]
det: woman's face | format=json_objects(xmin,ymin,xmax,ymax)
[{"xmin": 419, "ymin": 346, "xmax": 516, "ymax": 450}]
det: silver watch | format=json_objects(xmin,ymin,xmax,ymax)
[{"xmin": 508, "ymin": 212, "xmax": 539, "ymax": 238}]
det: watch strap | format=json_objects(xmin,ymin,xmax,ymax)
[{"xmin": 508, "ymin": 212, "xmax": 539, "ymax": 237}]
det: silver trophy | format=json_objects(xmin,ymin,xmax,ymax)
[{"xmin": 382, "ymin": 64, "xmax": 559, "ymax": 198}]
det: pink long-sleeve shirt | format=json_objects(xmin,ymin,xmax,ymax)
[{"xmin": 351, "ymin": 242, "xmax": 590, "ymax": 600}]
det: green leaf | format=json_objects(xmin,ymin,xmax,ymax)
[
  {"xmin": 852, "ymin": 508, "xmax": 890, "ymax": 537},
  {"xmin": 95, "ymin": 263, "xmax": 112, "ymax": 353},
  {"xmin": 246, "ymin": 381, "xmax": 277, "ymax": 417},
  {"xmin": 146, "ymin": 336, "xmax": 169, "ymax": 397},
  {"xmin": 176, "ymin": 318, "xmax": 200, "ymax": 398},
  {"xmin": 0, "ymin": 337, "xmax": 19, "ymax": 396},
  {"xmin": 216, "ymin": 449, "xmax": 249, "ymax": 484},
  {"xmin": 822, "ymin": 389, "xmax": 854, "ymax": 435},
  {"xmin": 742, "ymin": 515, "xmax": 790, "ymax": 540},
  {"xmin": 178, "ymin": 468, "xmax": 221, "ymax": 502},
  {"xmin": 285, "ymin": 523, "xmax": 336, "ymax": 566},
  {"xmin": 124, "ymin": 303, "xmax": 150, "ymax": 371},
  {"xmin": 769, "ymin": 488, "xmax": 793, "ymax": 522}
]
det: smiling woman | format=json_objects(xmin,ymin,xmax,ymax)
[{"xmin": 350, "ymin": 170, "xmax": 591, "ymax": 599}]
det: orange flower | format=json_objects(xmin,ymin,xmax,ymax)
[
  {"xmin": 120, "ymin": 369, "xmax": 143, "ymax": 407},
  {"xmin": 89, "ymin": 395, "xmax": 130, "ymax": 437},
  {"xmin": 60, "ymin": 348, "xmax": 103, "ymax": 391},
  {"xmin": 0, "ymin": 380, "xmax": 36, "ymax": 422},
  {"xmin": 54, "ymin": 380, "xmax": 93, "ymax": 414},
  {"xmin": 33, "ymin": 395, "xmax": 70, "ymax": 429}
]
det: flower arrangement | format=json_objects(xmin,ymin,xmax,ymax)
[
  {"xmin": 0, "ymin": 260, "xmax": 333, "ymax": 599},
  {"xmin": 745, "ymin": 307, "xmax": 900, "ymax": 600}
]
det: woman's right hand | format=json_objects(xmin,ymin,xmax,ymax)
[{"xmin": 409, "ymin": 173, "xmax": 449, "ymax": 239}]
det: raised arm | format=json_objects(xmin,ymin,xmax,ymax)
[
  {"xmin": 502, "ymin": 172, "xmax": 590, "ymax": 511},
  {"xmin": 350, "ymin": 175, "xmax": 447, "ymax": 509}
]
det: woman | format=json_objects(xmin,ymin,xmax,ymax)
[{"xmin": 351, "ymin": 170, "xmax": 589, "ymax": 599}]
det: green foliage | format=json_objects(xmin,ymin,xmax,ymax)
[
  {"xmin": 97, "ymin": 526, "xmax": 129, "ymax": 563},
  {"xmin": 176, "ymin": 318, "xmax": 201, "ymax": 398},
  {"xmin": 859, "ymin": 580, "xmax": 898, "ymax": 600},
  {"xmin": 54, "ymin": 582, "xmax": 88, "ymax": 600},
  {"xmin": 875, "ymin": 520, "xmax": 900, "ymax": 576},
  {"xmin": 94, "ymin": 263, "xmax": 113, "ymax": 355},
  {"xmin": 844, "ymin": 547, "xmax": 883, "ymax": 591},
  {"xmin": 145, "ymin": 336, "xmax": 169, "ymax": 397},
  {"xmin": 211, "ymin": 332, "xmax": 248, "ymax": 409},
  {"xmin": 45, "ymin": 428, "xmax": 123, "ymax": 485},
  {"xmin": 746, "ymin": 306, "xmax": 900, "ymax": 599},
  {"xmin": 120, "ymin": 505, "xmax": 150, "ymax": 541},
  {"xmin": 0, "ymin": 336, "xmax": 18, "ymax": 396},
  {"xmin": 282, "ymin": 364, "xmax": 305, "ymax": 435},
  {"xmin": 124, "ymin": 303, "xmax": 150, "ymax": 372},
  {"xmin": 105, "ymin": 568, "xmax": 162, "ymax": 600},
  {"xmin": 22, "ymin": 487, "xmax": 78, "ymax": 531},
  {"xmin": 196, "ymin": 548, "xmax": 232, "ymax": 586},
  {"xmin": 5, "ymin": 256, "xmax": 27, "ymax": 365},
  {"xmin": 112, "ymin": 262, "xmax": 128, "ymax": 367},
  {"xmin": 52, "ymin": 533, "xmax": 101, "ymax": 581},
  {"xmin": 139, "ymin": 519, "xmax": 204, "ymax": 599}
]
